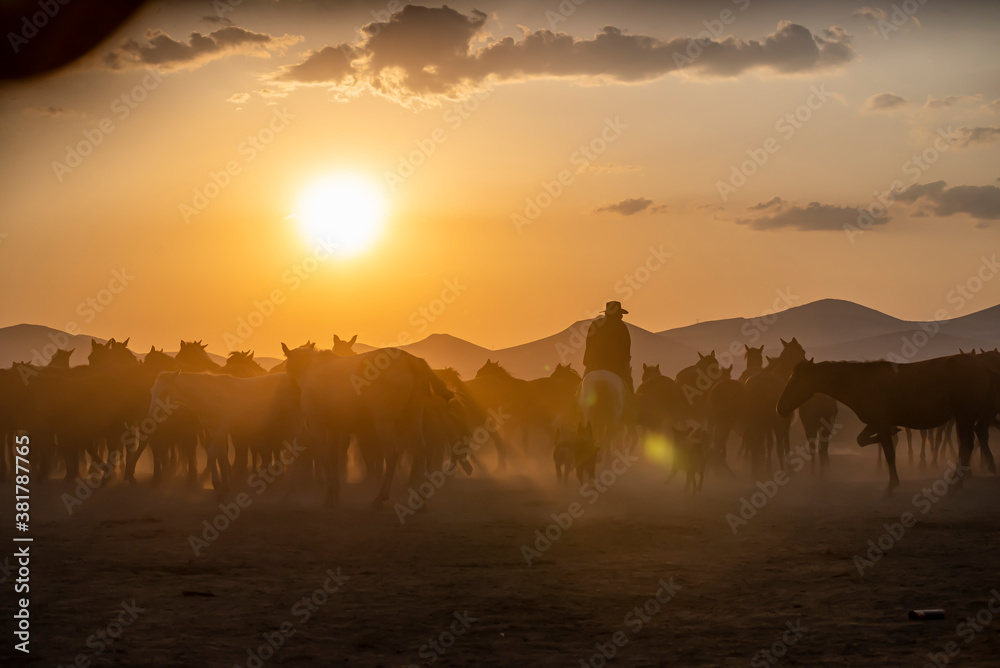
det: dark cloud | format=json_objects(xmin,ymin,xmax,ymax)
[
  {"xmin": 270, "ymin": 6, "xmax": 855, "ymax": 104},
  {"xmin": 202, "ymin": 15, "xmax": 232, "ymax": 27},
  {"xmin": 925, "ymin": 93, "xmax": 982, "ymax": 109},
  {"xmin": 896, "ymin": 181, "xmax": 1000, "ymax": 220},
  {"xmin": 23, "ymin": 105, "xmax": 82, "ymax": 118},
  {"xmin": 104, "ymin": 26, "xmax": 300, "ymax": 71},
  {"xmin": 747, "ymin": 196, "xmax": 783, "ymax": 210},
  {"xmin": 954, "ymin": 126, "xmax": 1000, "ymax": 147},
  {"xmin": 737, "ymin": 201, "xmax": 887, "ymax": 231},
  {"xmin": 594, "ymin": 197, "xmax": 654, "ymax": 216},
  {"xmin": 274, "ymin": 44, "xmax": 358, "ymax": 84},
  {"xmin": 864, "ymin": 92, "xmax": 907, "ymax": 112}
]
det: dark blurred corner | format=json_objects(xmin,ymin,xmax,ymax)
[{"xmin": 1, "ymin": 0, "xmax": 148, "ymax": 80}]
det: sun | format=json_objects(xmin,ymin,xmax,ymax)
[{"xmin": 296, "ymin": 173, "xmax": 388, "ymax": 256}]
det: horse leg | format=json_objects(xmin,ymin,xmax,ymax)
[
  {"xmin": 878, "ymin": 432, "xmax": 899, "ymax": 494},
  {"xmin": 974, "ymin": 419, "xmax": 996, "ymax": 474},
  {"xmin": 372, "ymin": 421, "xmax": 402, "ymax": 510},
  {"xmin": 953, "ymin": 421, "xmax": 976, "ymax": 491}
]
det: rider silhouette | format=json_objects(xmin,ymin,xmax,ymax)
[{"xmin": 583, "ymin": 301, "xmax": 634, "ymax": 395}]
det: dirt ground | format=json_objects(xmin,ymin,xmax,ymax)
[{"xmin": 2, "ymin": 434, "xmax": 1000, "ymax": 667}]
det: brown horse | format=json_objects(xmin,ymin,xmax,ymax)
[
  {"xmin": 634, "ymin": 364, "xmax": 689, "ymax": 435},
  {"xmin": 777, "ymin": 355, "xmax": 1000, "ymax": 492},
  {"xmin": 282, "ymin": 343, "xmax": 453, "ymax": 508}
]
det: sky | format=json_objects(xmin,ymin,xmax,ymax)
[{"xmin": 2, "ymin": 0, "xmax": 1000, "ymax": 355}]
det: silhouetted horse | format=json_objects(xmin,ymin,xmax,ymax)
[
  {"xmin": 635, "ymin": 364, "xmax": 690, "ymax": 437},
  {"xmin": 552, "ymin": 422, "xmax": 597, "ymax": 483},
  {"xmin": 675, "ymin": 351, "xmax": 723, "ymax": 420},
  {"xmin": 282, "ymin": 343, "xmax": 453, "ymax": 508},
  {"xmin": 778, "ymin": 355, "xmax": 1000, "ymax": 492},
  {"xmin": 149, "ymin": 370, "xmax": 301, "ymax": 497}
]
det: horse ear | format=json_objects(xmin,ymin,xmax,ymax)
[
  {"xmin": 122, "ymin": 337, "xmax": 130, "ymax": 347},
  {"xmin": 698, "ymin": 352, "xmax": 705, "ymax": 360},
  {"xmin": 247, "ymin": 351, "xmax": 254, "ymax": 359},
  {"xmin": 643, "ymin": 363, "xmax": 649, "ymax": 370},
  {"xmin": 780, "ymin": 338, "xmax": 788, "ymax": 346},
  {"xmin": 91, "ymin": 339, "xmax": 100, "ymax": 350},
  {"xmin": 349, "ymin": 334, "xmax": 357, "ymax": 345},
  {"xmin": 744, "ymin": 344, "xmax": 750, "ymax": 352},
  {"xmin": 68, "ymin": 348, "xmax": 74, "ymax": 355},
  {"xmin": 334, "ymin": 334, "xmax": 342, "ymax": 344},
  {"xmin": 281, "ymin": 342, "xmax": 291, "ymax": 356},
  {"xmin": 790, "ymin": 337, "xmax": 798, "ymax": 345}
]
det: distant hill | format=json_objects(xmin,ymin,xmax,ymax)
[{"xmin": 3, "ymin": 298, "xmax": 999, "ymax": 379}]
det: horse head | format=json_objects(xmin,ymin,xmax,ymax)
[
  {"xmin": 641, "ymin": 363, "xmax": 662, "ymax": 382},
  {"xmin": 333, "ymin": 334, "xmax": 358, "ymax": 357}
]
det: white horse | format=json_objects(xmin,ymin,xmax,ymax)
[{"xmin": 578, "ymin": 371, "xmax": 626, "ymax": 457}]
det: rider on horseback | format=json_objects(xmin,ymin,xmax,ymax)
[{"xmin": 583, "ymin": 301, "xmax": 634, "ymax": 396}]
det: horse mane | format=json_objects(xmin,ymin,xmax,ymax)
[
  {"xmin": 476, "ymin": 360, "xmax": 517, "ymax": 381},
  {"xmin": 435, "ymin": 367, "xmax": 463, "ymax": 386}
]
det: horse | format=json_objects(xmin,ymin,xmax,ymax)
[
  {"xmin": 578, "ymin": 371, "xmax": 626, "ymax": 460},
  {"xmin": 281, "ymin": 343, "xmax": 454, "ymax": 508},
  {"xmin": 149, "ymin": 371, "xmax": 301, "ymax": 497},
  {"xmin": 123, "ymin": 346, "xmax": 202, "ymax": 485},
  {"xmin": 738, "ymin": 345, "xmax": 764, "ymax": 383},
  {"xmin": 434, "ymin": 367, "xmax": 508, "ymax": 472},
  {"xmin": 552, "ymin": 422, "xmax": 598, "ymax": 483},
  {"xmin": 777, "ymin": 356, "xmax": 1000, "ymax": 492},
  {"xmin": 634, "ymin": 364, "xmax": 689, "ymax": 440},
  {"xmin": 223, "ymin": 350, "xmax": 266, "ymax": 377},
  {"xmin": 175, "ymin": 340, "xmax": 222, "ymax": 372},
  {"xmin": 666, "ymin": 426, "xmax": 708, "ymax": 493},
  {"xmin": 771, "ymin": 338, "xmax": 839, "ymax": 474},
  {"xmin": 675, "ymin": 351, "xmax": 723, "ymax": 420}
]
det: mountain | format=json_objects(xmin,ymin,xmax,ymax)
[
  {"xmin": 657, "ymin": 298, "xmax": 910, "ymax": 356},
  {"xmin": 4, "ymin": 298, "xmax": 1000, "ymax": 380}
]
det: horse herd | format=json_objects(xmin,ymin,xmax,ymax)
[{"xmin": 1, "ymin": 334, "xmax": 999, "ymax": 508}]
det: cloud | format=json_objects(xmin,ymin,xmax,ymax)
[
  {"xmin": 227, "ymin": 92, "xmax": 250, "ymax": 104},
  {"xmin": 650, "ymin": 204, "xmax": 670, "ymax": 214},
  {"xmin": 594, "ymin": 197, "xmax": 654, "ymax": 216},
  {"xmin": 737, "ymin": 201, "xmax": 887, "ymax": 231},
  {"xmin": 202, "ymin": 15, "xmax": 232, "ymax": 27},
  {"xmin": 747, "ymin": 196, "xmax": 784, "ymax": 211},
  {"xmin": 987, "ymin": 100, "xmax": 1000, "ymax": 113},
  {"xmin": 104, "ymin": 26, "xmax": 301, "ymax": 71},
  {"xmin": 852, "ymin": 7, "xmax": 887, "ymax": 21},
  {"xmin": 269, "ymin": 6, "xmax": 856, "ymax": 105},
  {"xmin": 23, "ymin": 106, "xmax": 83, "ymax": 118},
  {"xmin": 925, "ymin": 93, "xmax": 982, "ymax": 109},
  {"xmin": 953, "ymin": 126, "xmax": 1000, "ymax": 147},
  {"xmin": 863, "ymin": 92, "xmax": 908, "ymax": 113},
  {"xmin": 895, "ymin": 181, "xmax": 1000, "ymax": 220}
]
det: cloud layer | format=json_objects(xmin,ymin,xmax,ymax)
[
  {"xmin": 270, "ymin": 5, "xmax": 856, "ymax": 105},
  {"xmin": 104, "ymin": 26, "xmax": 301, "ymax": 71},
  {"xmin": 896, "ymin": 181, "xmax": 1000, "ymax": 220}
]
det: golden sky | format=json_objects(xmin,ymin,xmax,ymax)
[{"xmin": 2, "ymin": 0, "xmax": 999, "ymax": 355}]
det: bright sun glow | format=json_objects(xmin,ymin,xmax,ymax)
[{"xmin": 296, "ymin": 174, "xmax": 388, "ymax": 255}]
